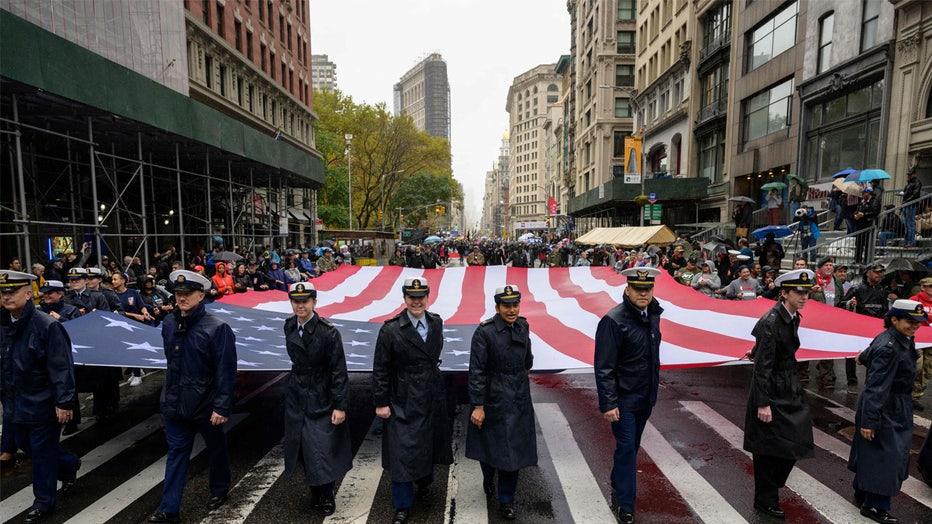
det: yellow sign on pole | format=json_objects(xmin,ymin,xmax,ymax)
[{"xmin": 623, "ymin": 135, "xmax": 643, "ymax": 183}]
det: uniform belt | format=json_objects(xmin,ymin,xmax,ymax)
[{"xmin": 291, "ymin": 365, "xmax": 318, "ymax": 374}]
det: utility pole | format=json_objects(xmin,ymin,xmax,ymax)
[{"xmin": 345, "ymin": 134, "xmax": 353, "ymax": 230}]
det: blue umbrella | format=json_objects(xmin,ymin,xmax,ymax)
[
  {"xmin": 423, "ymin": 235, "xmax": 442, "ymax": 244},
  {"xmin": 832, "ymin": 168, "xmax": 858, "ymax": 179},
  {"xmin": 751, "ymin": 225, "xmax": 794, "ymax": 240},
  {"xmin": 857, "ymin": 168, "xmax": 891, "ymax": 182}
]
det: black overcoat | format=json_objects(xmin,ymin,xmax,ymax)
[
  {"xmin": 465, "ymin": 314, "xmax": 537, "ymax": 471},
  {"xmin": 848, "ymin": 327, "xmax": 917, "ymax": 496},
  {"xmin": 282, "ymin": 313, "xmax": 352, "ymax": 486},
  {"xmin": 743, "ymin": 302, "xmax": 814, "ymax": 460},
  {"xmin": 372, "ymin": 310, "xmax": 453, "ymax": 482}
]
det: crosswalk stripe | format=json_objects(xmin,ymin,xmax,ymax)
[
  {"xmin": 640, "ymin": 422, "xmax": 747, "ymax": 523},
  {"xmin": 62, "ymin": 413, "xmax": 247, "ymax": 524},
  {"xmin": 809, "ymin": 389, "xmax": 932, "ymax": 430},
  {"xmin": 324, "ymin": 418, "xmax": 383, "ymax": 524},
  {"xmin": 535, "ymin": 402, "xmax": 617, "ymax": 523},
  {"xmin": 444, "ymin": 415, "xmax": 488, "ymax": 524},
  {"xmin": 199, "ymin": 442, "xmax": 285, "ymax": 524},
  {"xmin": 0, "ymin": 414, "xmax": 163, "ymax": 523},
  {"xmin": 679, "ymin": 401, "xmax": 863, "ymax": 522}
]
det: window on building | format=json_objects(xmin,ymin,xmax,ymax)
[
  {"xmin": 547, "ymin": 95, "xmax": 558, "ymax": 103},
  {"xmin": 216, "ymin": 4, "xmax": 224, "ymax": 38},
  {"xmin": 742, "ymin": 78, "xmax": 793, "ymax": 143},
  {"xmin": 617, "ymin": 31, "xmax": 636, "ymax": 54},
  {"xmin": 287, "ymin": 23, "xmax": 292, "ymax": 50},
  {"xmin": 237, "ymin": 76, "xmax": 244, "ymax": 106},
  {"xmin": 261, "ymin": 44, "xmax": 267, "ymax": 72},
  {"xmin": 616, "ymin": 64, "xmax": 634, "ymax": 87},
  {"xmin": 281, "ymin": 64, "xmax": 286, "ymax": 86},
  {"xmin": 805, "ymin": 79, "xmax": 884, "ymax": 179},
  {"xmin": 279, "ymin": 15, "xmax": 285, "ymax": 41},
  {"xmin": 585, "ymin": 109, "xmax": 591, "ymax": 127},
  {"xmin": 703, "ymin": 0, "xmax": 730, "ymax": 50},
  {"xmin": 258, "ymin": 0, "xmax": 264, "ymax": 22},
  {"xmin": 219, "ymin": 64, "xmax": 227, "ymax": 96},
  {"xmin": 700, "ymin": 62, "xmax": 728, "ymax": 108},
  {"xmin": 548, "ymin": 84, "xmax": 558, "ymax": 92},
  {"xmin": 698, "ymin": 129, "xmax": 725, "ymax": 184},
  {"xmin": 204, "ymin": 55, "xmax": 213, "ymax": 89},
  {"xmin": 746, "ymin": 1, "xmax": 798, "ymax": 72},
  {"xmin": 202, "ymin": 0, "xmax": 210, "ymax": 25},
  {"xmin": 289, "ymin": 70, "xmax": 294, "ymax": 92},
  {"xmin": 246, "ymin": 31, "xmax": 253, "ymax": 61},
  {"xmin": 271, "ymin": 100, "xmax": 277, "ymax": 125},
  {"xmin": 613, "ymin": 131, "xmax": 626, "ymax": 157},
  {"xmin": 818, "ymin": 13, "xmax": 833, "ymax": 74},
  {"xmin": 615, "ymin": 98, "xmax": 633, "ymax": 118},
  {"xmin": 234, "ymin": 20, "xmax": 242, "ymax": 52},
  {"xmin": 861, "ymin": 0, "xmax": 881, "ymax": 51},
  {"xmin": 618, "ymin": 0, "xmax": 636, "ymax": 20},
  {"xmin": 248, "ymin": 85, "xmax": 255, "ymax": 112}
]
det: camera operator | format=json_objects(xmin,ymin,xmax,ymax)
[{"xmin": 793, "ymin": 206, "xmax": 819, "ymax": 264}]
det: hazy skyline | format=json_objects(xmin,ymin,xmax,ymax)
[{"xmin": 309, "ymin": 0, "xmax": 571, "ymax": 227}]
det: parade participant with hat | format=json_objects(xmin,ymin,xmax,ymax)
[
  {"xmin": 315, "ymin": 248, "xmax": 337, "ymax": 275},
  {"xmin": 910, "ymin": 277, "xmax": 932, "ymax": 411},
  {"xmin": 85, "ymin": 267, "xmax": 124, "ymax": 314},
  {"xmin": 373, "ymin": 277, "xmax": 452, "ymax": 524},
  {"xmin": 38, "ymin": 280, "xmax": 81, "ymax": 322},
  {"xmin": 466, "ymin": 284, "xmax": 535, "ymax": 520},
  {"xmin": 0, "ymin": 270, "xmax": 81, "ymax": 523},
  {"xmin": 148, "ymin": 270, "xmax": 237, "ymax": 524},
  {"xmin": 803, "ymin": 256, "xmax": 846, "ymax": 388},
  {"xmin": 281, "ymin": 282, "xmax": 352, "ymax": 516},
  {"xmin": 743, "ymin": 269, "xmax": 816, "ymax": 520},
  {"xmin": 594, "ymin": 267, "xmax": 664, "ymax": 523},
  {"xmin": 849, "ymin": 299, "xmax": 927, "ymax": 524},
  {"xmin": 841, "ymin": 264, "xmax": 891, "ymax": 390},
  {"xmin": 62, "ymin": 267, "xmax": 121, "ymax": 432},
  {"xmin": 853, "ymin": 186, "xmax": 881, "ymax": 264}
]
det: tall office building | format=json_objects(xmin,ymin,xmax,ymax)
[
  {"xmin": 311, "ymin": 53, "xmax": 337, "ymax": 91},
  {"xmin": 506, "ymin": 64, "xmax": 562, "ymax": 234},
  {"xmin": 482, "ymin": 134, "xmax": 510, "ymax": 236},
  {"xmin": 393, "ymin": 53, "xmax": 451, "ymax": 141}
]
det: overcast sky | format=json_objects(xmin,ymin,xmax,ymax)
[{"xmin": 309, "ymin": 0, "xmax": 571, "ymax": 227}]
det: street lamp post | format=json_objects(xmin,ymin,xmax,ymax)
[
  {"xmin": 381, "ymin": 169, "xmax": 404, "ymax": 231},
  {"xmin": 345, "ymin": 133, "xmax": 353, "ymax": 230},
  {"xmin": 598, "ymin": 84, "xmax": 645, "ymax": 225}
]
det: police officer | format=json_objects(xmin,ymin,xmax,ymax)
[
  {"xmin": 1, "ymin": 270, "xmax": 81, "ymax": 523},
  {"xmin": 466, "ymin": 284, "xmax": 535, "ymax": 520},
  {"xmin": 373, "ymin": 277, "xmax": 453, "ymax": 524},
  {"xmin": 282, "ymin": 282, "xmax": 352, "ymax": 516},
  {"xmin": 148, "ymin": 270, "xmax": 237, "ymax": 524},
  {"xmin": 62, "ymin": 267, "xmax": 121, "ymax": 432},
  {"xmin": 594, "ymin": 267, "xmax": 663, "ymax": 524},
  {"xmin": 743, "ymin": 269, "xmax": 816, "ymax": 520}
]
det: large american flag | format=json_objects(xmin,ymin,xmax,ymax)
[{"xmin": 64, "ymin": 266, "xmax": 932, "ymax": 372}]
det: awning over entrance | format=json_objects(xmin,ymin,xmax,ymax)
[
  {"xmin": 286, "ymin": 208, "xmax": 312, "ymax": 222},
  {"xmin": 575, "ymin": 225, "xmax": 676, "ymax": 247}
]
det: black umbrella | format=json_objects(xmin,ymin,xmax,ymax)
[
  {"xmin": 881, "ymin": 257, "xmax": 929, "ymax": 275},
  {"xmin": 320, "ymin": 239, "xmax": 336, "ymax": 248},
  {"xmin": 285, "ymin": 248, "xmax": 302, "ymax": 255},
  {"xmin": 213, "ymin": 251, "xmax": 243, "ymax": 262}
]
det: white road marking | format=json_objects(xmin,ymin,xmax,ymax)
[
  {"xmin": 444, "ymin": 415, "xmax": 487, "ymax": 523},
  {"xmin": 535, "ymin": 403, "xmax": 617, "ymax": 523},
  {"xmin": 324, "ymin": 418, "xmax": 383, "ymax": 524},
  {"xmin": 200, "ymin": 441, "xmax": 285, "ymax": 524},
  {"xmin": 63, "ymin": 414, "xmax": 247, "ymax": 524}
]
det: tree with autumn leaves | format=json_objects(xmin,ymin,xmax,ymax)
[{"xmin": 313, "ymin": 89, "xmax": 460, "ymax": 231}]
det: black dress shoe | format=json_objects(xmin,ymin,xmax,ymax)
[
  {"xmin": 392, "ymin": 508, "xmax": 408, "ymax": 524},
  {"xmin": 853, "ymin": 489, "xmax": 865, "ymax": 507},
  {"xmin": 60, "ymin": 458, "xmax": 80, "ymax": 495},
  {"xmin": 24, "ymin": 507, "xmax": 53, "ymax": 524},
  {"xmin": 860, "ymin": 505, "xmax": 899, "ymax": 524},
  {"xmin": 206, "ymin": 494, "xmax": 228, "ymax": 510},
  {"xmin": 614, "ymin": 508, "xmax": 634, "ymax": 524},
  {"xmin": 753, "ymin": 502, "xmax": 785, "ymax": 519},
  {"xmin": 148, "ymin": 511, "xmax": 180, "ymax": 523},
  {"xmin": 319, "ymin": 496, "xmax": 335, "ymax": 516},
  {"xmin": 483, "ymin": 481, "xmax": 496, "ymax": 495},
  {"xmin": 500, "ymin": 503, "xmax": 517, "ymax": 520}
]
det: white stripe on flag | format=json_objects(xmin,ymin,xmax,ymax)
[
  {"xmin": 63, "ymin": 414, "xmax": 247, "ymax": 524},
  {"xmin": 525, "ymin": 269, "xmax": 601, "ymax": 335},
  {"xmin": 567, "ymin": 267, "xmax": 624, "ymax": 303},
  {"xmin": 337, "ymin": 268, "xmax": 422, "ymax": 321},
  {"xmin": 431, "ymin": 266, "xmax": 466, "ymax": 320},
  {"xmin": 535, "ymin": 403, "xmax": 617, "ymax": 523},
  {"xmin": 481, "ymin": 266, "xmax": 508, "ymax": 321},
  {"xmin": 679, "ymin": 401, "xmax": 863, "ymax": 523}
]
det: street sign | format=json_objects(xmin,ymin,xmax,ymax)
[
  {"xmin": 624, "ymin": 173, "xmax": 641, "ymax": 184},
  {"xmin": 647, "ymin": 192, "xmax": 658, "ymax": 204},
  {"xmin": 642, "ymin": 204, "xmax": 662, "ymax": 221}
]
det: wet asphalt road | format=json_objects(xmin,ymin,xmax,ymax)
[{"xmin": 2, "ymin": 362, "xmax": 931, "ymax": 523}]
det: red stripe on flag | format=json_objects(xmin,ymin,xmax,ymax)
[
  {"xmin": 310, "ymin": 265, "xmax": 363, "ymax": 291},
  {"xmin": 217, "ymin": 289, "xmax": 289, "ymax": 308},
  {"xmin": 508, "ymin": 267, "xmax": 596, "ymax": 365},
  {"xmin": 317, "ymin": 266, "xmax": 404, "ymax": 317},
  {"xmin": 445, "ymin": 266, "xmax": 488, "ymax": 325},
  {"xmin": 548, "ymin": 268, "xmax": 618, "ymax": 318}
]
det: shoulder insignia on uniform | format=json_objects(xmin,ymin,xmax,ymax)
[
  {"xmin": 319, "ymin": 317, "xmax": 333, "ymax": 328},
  {"xmin": 427, "ymin": 311, "xmax": 441, "ymax": 318},
  {"xmin": 480, "ymin": 319, "xmax": 492, "ymax": 326}
]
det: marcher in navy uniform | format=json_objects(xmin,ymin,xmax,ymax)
[
  {"xmin": 373, "ymin": 277, "xmax": 453, "ymax": 524},
  {"xmin": 37, "ymin": 280, "xmax": 82, "ymax": 322},
  {"xmin": 148, "ymin": 270, "xmax": 237, "ymax": 524},
  {"xmin": 282, "ymin": 282, "xmax": 352, "ymax": 516},
  {"xmin": 466, "ymin": 284, "xmax": 535, "ymax": 520},
  {"xmin": 86, "ymin": 267, "xmax": 124, "ymax": 314},
  {"xmin": 62, "ymin": 267, "xmax": 121, "ymax": 433},
  {"xmin": 848, "ymin": 299, "xmax": 926, "ymax": 524},
  {"xmin": 594, "ymin": 267, "xmax": 664, "ymax": 524},
  {"xmin": 743, "ymin": 269, "xmax": 816, "ymax": 520},
  {"xmin": 0, "ymin": 270, "xmax": 81, "ymax": 523}
]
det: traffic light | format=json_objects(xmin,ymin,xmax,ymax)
[
  {"xmin": 546, "ymin": 217, "xmax": 551, "ymax": 227},
  {"xmin": 378, "ymin": 210, "xmax": 383, "ymax": 220}
]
